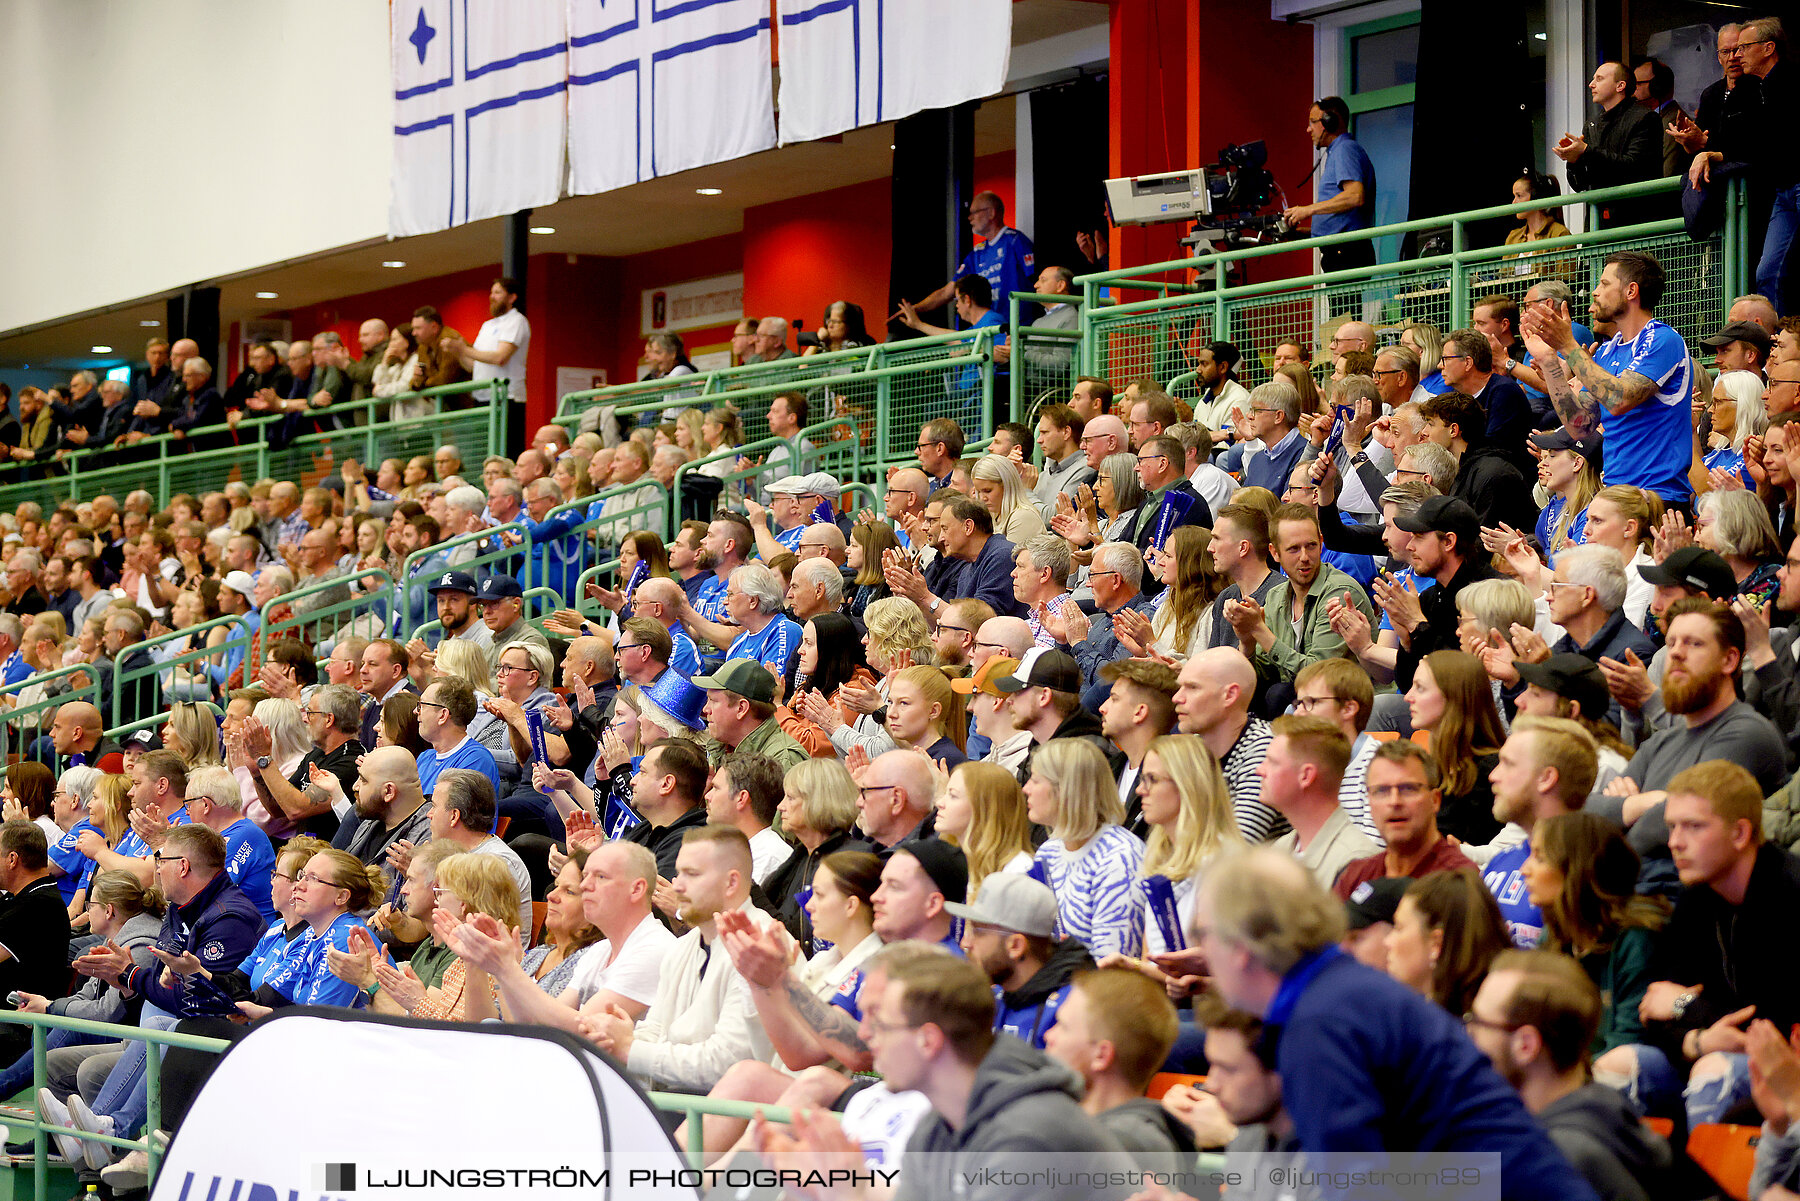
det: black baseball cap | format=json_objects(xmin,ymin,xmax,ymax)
[
  {"xmin": 1393, "ymin": 495, "xmax": 1482, "ymax": 544},
  {"xmin": 1513, "ymin": 653, "xmax": 1612, "ymax": 722},
  {"xmin": 429, "ymin": 570, "xmax": 479, "ymax": 596},
  {"xmin": 992, "ymin": 647, "xmax": 1082, "ymax": 694},
  {"xmin": 1701, "ymin": 320, "xmax": 1773, "ymax": 355},
  {"xmin": 1344, "ymin": 877, "xmax": 1410, "ymax": 930},
  {"xmin": 895, "ymin": 839, "xmax": 969, "ymax": 905},
  {"xmin": 1529, "ymin": 427, "xmax": 1602, "ymax": 464},
  {"xmin": 1636, "ymin": 546, "xmax": 1738, "ymax": 600}
]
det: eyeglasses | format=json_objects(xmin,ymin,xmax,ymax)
[
  {"xmin": 152, "ymin": 853, "xmax": 187, "ymax": 865},
  {"xmin": 614, "ymin": 643, "xmax": 646, "ymax": 654},
  {"xmin": 1089, "ymin": 570, "xmax": 1120, "ymax": 580},
  {"xmin": 1463, "ymin": 1012, "xmax": 1522, "ymax": 1034},
  {"xmin": 1367, "ymin": 782, "xmax": 1432, "ymax": 800},
  {"xmin": 863, "ymin": 1015, "xmax": 920, "ymax": 1038},
  {"xmin": 935, "ymin": 624, "xmax": 972, "ymax": 636},
  {"xmin": 1371, "ymin": 368, "xmax": 1405, "ymax": 379},
  {"xmin": 1769, "ymin": 378, "xmax": 1800, "ymax": 388},
  {"xmin": 1440, "ymin": 354, "xmax": 1470, "ymax": 362},
  {"xmin": 416, "ymin": 700, "xmax": 448, "ymax": 713},
  {"xmin": 916, "ymin": 442, "xmax": 943, "ymax": 452},
  {"xmin": 1726, "ymin": 39, "xmax": 1770, "ymax": 56},
  {"xmin": 1291, "ymin": 694, "xmax": 1338, "ymax": 712},
  {"xmin": 431, "ymin": 886, "xmax": 460, "ymax": 902},
  {"xmin": 295, "ymin": 871, "xmax": 343, "ymax": 888},
  {"xmin": 857, "ymin": 784, "xmax": 899, "ymax": 798},
  {"xmin": 1250, "ymin": 406, "xmax": 1282, "ymax": 415},
  {"xmin": 271, "ymin": 872, "xmax": 295, "ymax": 883},
  {"xmin": 495, "ymin": 663, "xmax": 537, "ymax": 676},
  {"xmin": 975, "ymin": 640, "xmax": 1010, "ymax": 652},
  {"xmin": 1136, "ymin": 454, "xmax": 1168, "ymax": 464}
]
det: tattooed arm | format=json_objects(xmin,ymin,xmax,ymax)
[
  {"xmin": 744, "ymin": 971, "xmax": 875, "ymax": 1073},
  {"xmin": 1521, "ymin": 300, "xmax": 1656, "ymax": 440}
]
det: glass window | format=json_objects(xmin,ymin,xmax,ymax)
[{"xmin": 1352, "ymin": 25, "xmax": 1419, "ymax": 92}]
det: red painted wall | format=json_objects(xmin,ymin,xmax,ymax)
[
  {"xmin": 1108, "ymin": 0, "xmax": 1313, "ymax": 294},
  {"xmin": 741, "ymin": 175, "xmax": 889, "ymax": 345}
]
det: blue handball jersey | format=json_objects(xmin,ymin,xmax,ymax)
[
  {"xmin": 959, "ymin": 227, "xmax": 1035, "ymax": 309},
  {"xmin": 1589, "ymin": 319, "xmax": 1694, "ymax": 503},
  {"xmin": 726, "ymin": 615, "xmax": 800, "ymax": 674}
]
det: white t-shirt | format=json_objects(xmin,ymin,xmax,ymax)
[
  {"xmin": 748, "ymin": 825, "xmax": 793, "ymax": 886},
  {"xmin": 840, "ymin": 1082, "xmax": 934, "ymax": 1168},
  {"xmin": 473, "ymin": 308, "xmax": 531, "ymax": 402},
  {"xmin": 568, "ymin": 914, "xmax": 677, "ymax": 1007}
]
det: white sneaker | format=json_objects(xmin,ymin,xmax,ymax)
[
  {"xmin": 64, "ymin": 1095, "xmax": 114, "ymax": 1171},
  {"xmin": 102, "ymin": 1148, "xmax": 151, "ymax": 1190},
  {"xmin": 33, "ymin": 1089, "xmax": 85, "ymax": 1167}
]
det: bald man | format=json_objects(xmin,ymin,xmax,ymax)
[
  {"xmin": 336, "ymin": 318, "xmax": 392, "ymax": 400},
  {"xmin": 1173, "ymin": 648, "xmax": 1284, "ymax": 842},
  {"xmin": 856, "ymin": 749, "xmax": 939, "ymax": 850},
  {"xmin": 1329, "ymin": 321, "xmax": 1375, "ymax": 358},
  {"xmin": 885, "ymin": 467, "xmax": 931, "ymax": 548},
  {"xmin": 50, "ymin": 701, "xmax": 120, "ymax": 767},
  {"xmin": 796, "ymin": 523, "xmax": 847, "ymax": 567},
  {"xmin": 1082, "ymin": 414, "xmax": 1128, "ymax": 470},
  {"xmin": 341, "ymin": 745, "xmax": 433, "ymax": 885},
  {"xmin": 628, "ymin": 580, "xmax": 701, "ymax": 676}
]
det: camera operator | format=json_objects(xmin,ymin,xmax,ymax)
[{"xmin": 1282, "ymin": 97, "xmax": 1377, "ymax": 272}]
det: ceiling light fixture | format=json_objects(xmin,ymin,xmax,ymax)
[
  {"xmin": 529, "ymin": 226, "xmax": 556, "ymax": 235},
  {"xmin": 91, "ymin": 346, "xmax": 113, "ymax": 354},
  {"xmin": 382, "ymin": 260, "xmax": 407, "ymax": 268},
  {"xmin": 255, "ymin": 291, "xmax": 279, "ymax": 299},
  {"xmin": 139, "ymin": 320, "xmax": 160, "ymax": 327},
  {"xmin": 695, "ymin": 188, "xmax": 723, "ymax": 196}
]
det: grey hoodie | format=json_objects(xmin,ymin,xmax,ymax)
[
  {"xmin": 48, "ymin": 911, "xmax": 161, "ymax": 1024},
  {"xmin": 1099, "ymin": 1096, "xmax": 1197, "ymax": 1178},
  {"xmin": 1537, "ymin": 1081, "xmax": 1671, "ymax": 1201},
  {"xmin": 896, "ymin": 1035, "xmax": 1139, "ymax": 1201}
]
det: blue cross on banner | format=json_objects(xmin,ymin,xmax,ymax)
[
  {"xmin": 390, "ymin": 0, "xmax": 569, "ymax": 237},
  {"xmin": 567, "ymin": 0, "xmax": 776, "ymax": 198}
]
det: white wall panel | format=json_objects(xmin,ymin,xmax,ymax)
[{"xmin": 0, "ymin": 0, "xmax": 391, "ymax": 333}]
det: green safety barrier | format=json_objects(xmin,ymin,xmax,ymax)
[
  {"xmin": 0, "ymin": 664, "xmax": 105, "ymax": 768},
  {"xmin": 556, "ymin": 329, "xmax": 1000, "ymax": 473},
  {"xmin": 1007, "ymin": 291, "xmax": 1084, "ymax": 427},
  {"xmin": 0, "ymin": 380, "xmax": 509, "ymax": 516},
  {"xmin": 256, "ymin": 572, "xmax": 394, "ymax": 673},
  {"xmin": 1076, "ymin": 176, "xmax": 1747, "ymax": 395},
  {"xmin": 397, "ymin": 523, "xmax": 530, "ymax": 642},
  {"xmin": 0, "ymin": 1010, "xmax": 797, "ymax": 1197},
  {"xmin": 106, "ymin": 615, "xmax": 253, "ymax": 736}
]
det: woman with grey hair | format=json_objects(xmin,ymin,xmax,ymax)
[{"xmin": 1695, "ymin": 488, "xmax": 1783, "ymax": 610}]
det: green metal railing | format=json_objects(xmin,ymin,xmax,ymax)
[
  {"xmin": 1007, "ymin": 292, "xmax": 1083, "ymax": 427},
  {"xmin": 256, "ymin": 572, "xmax": 392, "ymax": 668},
  {"xmin": 0, "ymin": 665, "xmax": 104, "ymax": 766},
  {"xmin": 1077, "ymin": 176, "xmax": 1745, "ymax": 392},
  {"xmin": 107, "ymin": 615, "xmax": 252, "ymax": 735},
  {"xmin": 1, "ymin": 1010, "xmax": 230, "ymax": 1199},
  {"xmin": 556, "ymin": 328, "xmax": 1000, "ymax": 473},
  {"xmin": 397, "ymin": 524, "xmax": 530, "ymax": 642},
  {"xmin": 0, "ymin": 380, "xmax": 508, "ymax": 515},
  {"xmin": 0, "ymin": 1011, "xmax": 794, "ymax": 1198}
]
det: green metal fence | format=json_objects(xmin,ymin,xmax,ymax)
[
  {"xmin": 108, "ymin": 616, "xmax": 252, "ymax": 736},
  {"xmin": 555, "ymin": 328, "xmax": 1000, "ymax": 469},
  {"xmin": 1008, "ymin": 292, "xmax": 1083, "ymax": 426},
  {"xmin": 0, "ymin": 664, "xmax": 104, "ymax": 767},
  {"xmin": 397, "ymin": 525, "xmax": 529, "ymax": 643},
  {"xmin": 0, "ymin": 1011, "xmax": 794, "ymax": 1198},
  {"xmin": 0, "ymin": 380, "xmax": 508, "ymax": 515},
  {"xmin": 1077, "ymin": 177, "xmax": 1746, "ymax": 394}
]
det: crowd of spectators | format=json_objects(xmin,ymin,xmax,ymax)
[{"xmin": 17, "ymin": 24, "xmax": 1800, "ymax": 1199}]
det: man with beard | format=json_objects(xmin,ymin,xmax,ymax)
[
  {"xmin": 1384, "ymin": 496, "xmax": 1500, "ymax": 692},
  {"xmin": 1230, "ymin": 504, "xmax": 1373, "ymax": 704},
  {"xmin": 342, "ymin": 746, "xmax": 433, "ymax": 891},
  {"xmin": 948, "ymin": 874, "xmax": 1092, "ymax": 1051},
  {"xmin": 1467, "ymin": 950, "xmax": 1674, "ymax": 1201},
  {"xmin": 1598, "ymin": 545, "xmax": 1737, "ymax": 745},
  {"xmin": 1589, "ymin": 599, "xmax": 1785, "ymax": 895},
  {"xmin": 577, "ymin": 825, "xmax": 775, "ymax": 1092}
]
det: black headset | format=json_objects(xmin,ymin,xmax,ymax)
[{"xmin": 1314, "ymin": 97, "xmax": 1349, "ymax": 135}]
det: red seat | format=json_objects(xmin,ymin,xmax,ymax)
[
  {"xmin": 1145, "ymin": 1073, "xmax": 1205, "ymax": 1101},
  {"xmin": 1686, "ymin": 1123, "xmax": 1759, "ymax": 1201}
]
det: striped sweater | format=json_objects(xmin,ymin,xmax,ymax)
[{"xmin": 1032, "ymin": 825, "xmax": 1147, "ymax": 958}]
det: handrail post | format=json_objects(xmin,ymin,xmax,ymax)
[
  {"xmin": 146, "ymin": 1038, "xmax": 163, "ymax": 1182},
  {"xmin": 1008, "ymin": 293, "xmax": 1022, "ymax": 424},
  {"xmin": 32, "ymin": 1022, "xmax": 45, "ymax": 1201},
  {"xmin": 1449, "ymin": 217, "xmax": 1469, "ymax": 330}
]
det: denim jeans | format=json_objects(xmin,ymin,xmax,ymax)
[
  {"xmin": 89, "ymin": 1003, "xmax": 179, "ymax": 1139},
  {"xmin": 1755, "ymin": 182, "xmax": 1800, "ymax": 313},
  {"xmin": 1612, "ymin": 1043, "xmax": 1752, "ymax": 1128},
  {"xmin": 0, "ymin": 1026, "xmax": 112, "ymax": 1100}
]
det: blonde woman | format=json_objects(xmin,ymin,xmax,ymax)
[
  {"xmin": 1133, "ymin": 735, "xmax": 1243, "ymax": 955},
  {"xmin": 934, "ymin": 762, "xmax": 1034, "ymax": 896},
  {"xmin": 403, "ymin": 853, "xmax": 522, "ymax": 1022},
  {"xmin": 817, "ymin": 597, "xmax": 933, "ymax": 760},
  {"xmin": 883, "ymin": 664, "xmax": 967, "ymax": 768},
  {"xmin": 1505, "ymin": 484, "xmax": 1660, "ymax": 629},
  {"xmin": 161, "ymin": 700, "xmax": 224, "ymax": 769},
  {"xmin": 1146, "ymin": 525, "xmax": 1221, "ymax": 660},
  {"xmin": 434, "ymin": 638, "xmax": 511, "ymax": 767},
  {"xmin": 1025, "ymin": 738, "xmax": 1146, "ymax": 958},
  {"xmin": 970, "ymin": 454, "xmax": 1047, "ymax": 545},
  {"xmin": 765, "ymin": 757, "xmax": 866, "ymax": 946}
]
